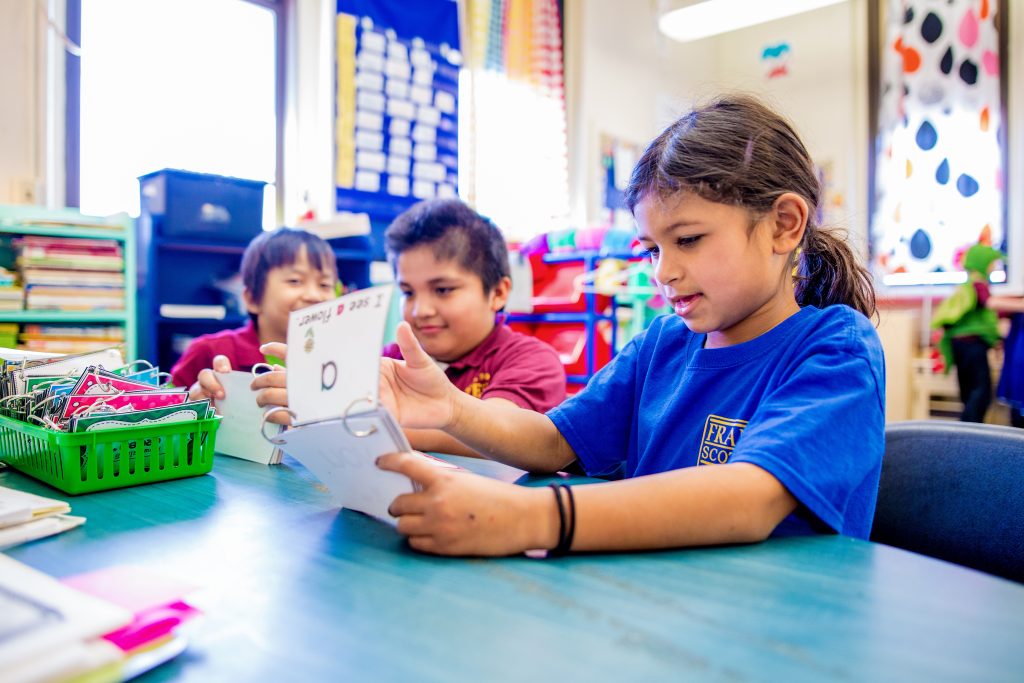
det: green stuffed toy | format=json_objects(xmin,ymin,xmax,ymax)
[{"xmin": 931, "ymin": 244, "xmax": 1006, "ymax": 373}]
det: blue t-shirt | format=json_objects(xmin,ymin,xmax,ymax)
[{"xmin": 547, "ymin": 305, "xmax": 886, "ymax": 539}]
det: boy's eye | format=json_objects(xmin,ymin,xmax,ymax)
[
  {"xmin": 286, "ymin": 278, "xmax": 302, "ymax": 285},
  {"xmin": 400, "ymin": 290, "xmax": 413, "ymax": 298},
  {"xmin": 435, "ymin": 287, "xmax": 454, "ymax": 296}
]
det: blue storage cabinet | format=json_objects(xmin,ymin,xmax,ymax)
[
  {"xmin": 137, "ymin": 170, "xmax": 373, "ymax": 374},
  {"xmin": 139, "ymin": 169, "xmax": 266, "ymax": 243}
]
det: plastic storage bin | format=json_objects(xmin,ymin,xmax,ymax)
[
  {"xmin": 0, "ymin": 413, "xmax": 221, "ymax": 495},
  {"xmin": 139, "ymin": 169, "xmax": 265, "ymax": 243},
  {"xmin": 508, "ymin": 321, "xmax": 613, "ymax": 377},
  {"xmin": 528, "ymin": 254, "xmax": 613, "ymax": 314}
]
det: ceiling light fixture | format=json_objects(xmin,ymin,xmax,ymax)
[{"xmin": 658, "ymin": 0, "xmax": 849, "ymax": 43}]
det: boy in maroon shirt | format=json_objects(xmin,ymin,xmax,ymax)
[
  {"xmin": 255, "ymin": 199, "xmax": 566, "ymax": 457},
  {"xmin": 170, "ymin": 228, "xmax": 338, "ymax": 398}
]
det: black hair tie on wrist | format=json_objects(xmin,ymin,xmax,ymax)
[
  {"xmin": 562, "ymin": 484, "xmax": 576, "ymax": 555},
  {"xmin": 548, "ymin": 483, "xmax": 567, "ymax": 557},
  {"xmin": 548, "ymin": 483, "xmax": 576, "ymax": 557}
]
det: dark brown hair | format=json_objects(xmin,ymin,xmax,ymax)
[
  {"xmin": 385, "ymin": 199, "xmax": 510, "ymax": 292},
  {"xmin": 240, "ymin": 227, "xmax": 337, "ymax": 325},
  {"xmin": 625, "ymin": 94, "xmax": 875, "ymax": 319}
]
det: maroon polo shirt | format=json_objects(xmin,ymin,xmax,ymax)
[
  {"xmin": 169, "ymin": 320, "xmax": 266, "ymax": 388},
  {"xmin": 382, "ymin": 320, "xmax": 566, "ymax": 412}
]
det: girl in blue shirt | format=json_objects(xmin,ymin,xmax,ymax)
[{"xmin": 376, "ymin": 94, "xmax": 885, "ymax": 556}]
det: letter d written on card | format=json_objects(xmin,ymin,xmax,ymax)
[{"xmin": 286, "ymin": 284, "xmax": 394, "ymax": 425}]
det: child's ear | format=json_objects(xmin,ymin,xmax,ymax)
[
  {"xmin": 242, "ymin": 287, "xmax": 261, "ymax": 315},
  {"xmin": 770, "ymin": 192, "xmax": 809, "ymax": 254},
  {"xmin": 488, "ymin": 276, "xmax": 512, "ymax": 312}
]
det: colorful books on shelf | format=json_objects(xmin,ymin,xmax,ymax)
[
  {"xmin": 18, "ymin": 324, "xmax": 126, "ymax": 354},
  {"xmin": 14, "ymin": 236, "xmax": 126, "ymax": 312},
  {"xmin": 0, "ymin": 323, "xmax": 18, "ymax": 348},
  {"xmin": 0, "ymin": 267, "xmax": 22, "ymax": 312}
]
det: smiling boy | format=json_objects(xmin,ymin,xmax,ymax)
[
  {"xmin": 379, "ymin": 199, "xmax": 566, "ymax": 455},
  {"xmin": 170, "ymin": 227, "xmax": 338, "ymax": 399}
]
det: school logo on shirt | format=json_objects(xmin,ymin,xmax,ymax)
[
  {"xmin": 465, "ymin": 372, "xmax": 491, "ymax": 398},
  {"xmin": 698, "ymin": 415, "xmax": 748, "ymax": 465}
]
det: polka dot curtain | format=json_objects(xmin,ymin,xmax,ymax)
[{"xmin": 871, "ymin": 0, "xmax": 1005, "ymax": 286}]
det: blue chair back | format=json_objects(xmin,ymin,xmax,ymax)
[{"xmin": 871, "ymin": 420, "xmax": 1024, "ymax": 583}]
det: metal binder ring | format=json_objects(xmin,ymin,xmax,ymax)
[
  {"xmin": 250, "ymin": 362, "xmax": 276, "ymax": 377},
  {"xmin": 261, "ymin": 407, "xmax": 295, "ymax": 445},
  {"xmin": 118, "ymin": 359, "xmax": 154, "ymax": 373},
  {"xmin": 343, "ymin": 394, "xmax": 377, "ymax": 438}
]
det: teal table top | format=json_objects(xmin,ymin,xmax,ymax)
[{"xmin": 3, "ymin": 454, "xmax": 1024, "ymax": 682}]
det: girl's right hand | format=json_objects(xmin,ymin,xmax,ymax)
[
  {"xmin": 380, "ymin": 322, "xmax": 459, "ymax": 430},
  {"xmin": 190, "ymin": 355, "xmax": 232, "ymax": 402}
]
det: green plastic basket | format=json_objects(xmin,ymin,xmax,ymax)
[{"xmin": 0, "ymin": 413, "xmax": 221, "ymax": 495}]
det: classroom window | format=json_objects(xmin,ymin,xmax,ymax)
[{"xmin": 71, "ymin": 0, "xmax": 281, "ymax": 227}]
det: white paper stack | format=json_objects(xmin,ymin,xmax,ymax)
[{"xmin": 0, "ymin": 486, "xmax": 85, "ymax": 550}]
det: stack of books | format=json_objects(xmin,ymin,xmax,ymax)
[
  {"xmin": 18, "ymin": 324, "xmax": 126, "ymax": 354},
  {"xmin": 0, "ymin": 322, "xmax": 18, "ymax": 348},
  {"xmin": 0, "ymin": 266, "xmax": 23, "ymax": 311},
  {"xmin": 14, "ymin": 236, "xmax": 125, "ymax": 311}
]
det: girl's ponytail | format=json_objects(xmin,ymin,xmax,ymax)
[{"xmin": 796, "ymin": 227, "xmax": 876, "ymax": 320}]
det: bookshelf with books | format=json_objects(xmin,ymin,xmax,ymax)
[{"xmin": 0, "ymin": 205, "xmax": 136, "ymax": 359}]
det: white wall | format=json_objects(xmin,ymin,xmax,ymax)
[
  {"xmin": 0, "ymin": 1, "xmax": 41, "ymax": 205},
  {"xmin": 706, "ymin": 0, "xmax": 869, "ymax": 250},
  {"xmin": 565, "ymin": 0, "xmax": 715, "ymax": 226},
  {"xmin": 569, "ymin": 0, "xmax": 869, "ymax": 253}
]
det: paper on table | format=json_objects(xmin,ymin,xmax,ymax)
[
  {"xmin": 0, "ymin": 346, "xmax": 64, "ymax": 362},
  {"xmin": 0, "ymin": 486, "xmax": 70, "ymax": 528},
  {"xmin": 0, "ymin": 514, "xmax": 85, "ymax": 550},
  {"xmin": 0, "ymin": 555, "xmax": 131, "ymax": 672},
  {"xmin": 213, "ymin": 371, "xmax": 282, "ymax": 464}
]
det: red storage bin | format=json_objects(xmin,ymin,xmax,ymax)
[
  {"xmin": 528, "ymin": 254, "xmax": 612, "ymax": 314},
  {"xmin": 508, "ymin": 321, "xmax": 613, "ymax": 377}
]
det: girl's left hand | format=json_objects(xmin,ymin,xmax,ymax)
[{"xmin": 378, "ymin": 452, "xmax": 557, "ymax": 557}]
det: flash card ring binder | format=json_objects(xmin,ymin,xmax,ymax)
[
  {"xmin": 261, "ymin": 407, "xmax": 295, "ymax": 444},
  {"xmin": 342, "ymin": 395, "xmax": 378, "ymax": 437},
  {"xmin": 260, "ymin": 394, "xmax": 381, "ymax": 445}
]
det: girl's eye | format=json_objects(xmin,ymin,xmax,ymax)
[
  {"xmin": 287, "ymin": 278, "xmax": 302, "ymax": 285},
  {"xmin": 435, "ymin": 287, "xmax": 454, "ymax": 296},
  {"xmin": 639, "ymin": 246, "xmax": 659, "ymax": 258},
  {"xmin": 678, "ymin": 235, "xmax": 702, "ymax": 247},
  {"xmin": 400, "ymin": 290, "xmax": 413, "ymax": 299}
]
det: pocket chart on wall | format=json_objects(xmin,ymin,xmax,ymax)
[
  {"xmin": 285, "ymin": 284, "xmax": 394, "ymax": 425},
  {"xmin": 335, "ymin": 0, "xmax": 460, "ymax": 219}
]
